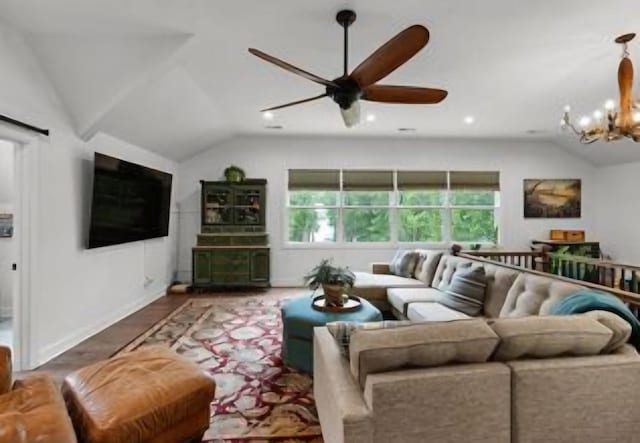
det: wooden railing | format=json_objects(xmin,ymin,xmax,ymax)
[
  {"xmin": 459, "ymin": 249, "xmax": 544, "ymax": 271},
  {"xmin": 453, "ymin": 248, "xmax": 640, "ymax": 311},
  {"xmin": 553, "ymin": 254, "xmax": 640, "ymax": 294}
]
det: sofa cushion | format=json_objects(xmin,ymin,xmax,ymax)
[
  {"xmin": 499, "ymin": 273, "xmax": 586, "ymax": 317},
  {"xmin": 349, "ymin": 319, "xmax": 499, "ymax": 387},
  {"xmin": 482, "ymin": 264, "xmax": 521, "ymax": 318},
  {"xmin": 488, "ymin": 316, "xmax": 613, "ymax": 361},
  {"xmin": 389, "ymin": 250, "xmax": 420, "ymax": 278},
  {"xmin": 406, "ymin": 302, "xmax": 472, "ymax": 322},
  {"xmin": 387, "ymin": 287, "xmax": 442, "ymax": 317},
  {"xmin": 439, "ymin": 267, "xmax": 488, "ymax": 316},
  {"xmin": 413, "ymin": 250, "xmax": 444, "ymax": 284},
  {"xmin": 326, "ymin": 320, "xmax": 413, "ymax": 356},
  {"xmin": 583, "ymin": 310, "xmax": 632, "ymax": 353},
  {"xmin": 431, "ymin": 255, "xmax": 474, "ymax": 290},
  {"xmin": 353, "ymin": 271, "xmax": 427, "ymax": 289}
]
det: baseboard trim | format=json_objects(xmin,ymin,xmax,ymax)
[{"xmin": 34, "ymin": 287, "xmax": 168, "ymax": 367}]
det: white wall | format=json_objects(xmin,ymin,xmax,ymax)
[
  {"xmin": 0, "ymin": 21, "xmax": 179, "ymax": 366},
  {"xmin": 177, "ymin": 135, "xmax": 598, "ymax": 285},
  {"xmin": 0, "ymin": 141, "xmax": 14, "ymax": 317},
  {"xmin": 596, "ymin": 162, "xmax": 640, "ymax": 264}
]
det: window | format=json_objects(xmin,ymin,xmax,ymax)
[
  {"xmin": 287, "ymin": 170, "xmax": 500, "ymax": 246},
  {"xmin": 287, "ymin": 170, "xmax": 339, "ymax": 243}
]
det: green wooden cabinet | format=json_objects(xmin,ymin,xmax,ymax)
[{"xmin": 192, "ymin": 179, "xmax": 270, "ymax": 289}]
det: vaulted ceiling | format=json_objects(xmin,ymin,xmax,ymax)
[{"xmin": 1, "ymin": 0, "xmax": 639, "ymax": 163}]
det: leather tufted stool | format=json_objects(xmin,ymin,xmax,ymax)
[{"xmin": 62, "ymin": 346, "xmax": 215, "ymax": 443}]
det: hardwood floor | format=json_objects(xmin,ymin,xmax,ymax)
[{"xmin": 25, "ymin": 290, "xmax": 294, "ymax": 384}]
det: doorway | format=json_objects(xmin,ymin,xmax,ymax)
[{"xmin": 0, "ymin": 140, "xmax": 16, "ymax": 355}]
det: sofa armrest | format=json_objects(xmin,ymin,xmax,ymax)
[
  {"xmin": 364, "ymin": 363, "xmax": 511, "ymax": 443},
  {"xmin": 0, "ymin": 346, "xmax": 12, "ymax": 395},
  {"xmin": 370, "ymin": 263, "xmax": 391, "ymax": 275},
  {"xmin": 313, "ymin": 327, "xmax": 373, "ymax": 443}
]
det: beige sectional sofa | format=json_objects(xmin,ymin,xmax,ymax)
[{"xmin": 314, "ymin": 250, "xmax": 640, "ymax": 443}]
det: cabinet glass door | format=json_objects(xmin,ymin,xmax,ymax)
[
  {"xmin": 234, "ymin": 187, "xmax": 264, "ymax": 225},
  {"xmin": 203, "ymin": 187, "xmax": 233, "ymax": 225}
]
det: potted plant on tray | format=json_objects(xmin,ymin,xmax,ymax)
[{"xmin": 304, "ymin": 259, "xmax": 356, "ymax": 307}]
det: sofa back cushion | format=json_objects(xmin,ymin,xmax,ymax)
[
  {"xmin": 482, "ymin": 264, "xmax": 521, "ymax": 318},
  {"xmin": 389, "ymin": 250, "xmax": 420, "ymax": 278},
  {"xmin": 431, "ymin": 255, "xmax": 474, "ymax": 290},
  {"xmin": 499, "ymin": 273, "xmax": 585, "ymax": 317},
  {"xmin": 413, "ymin": 250, "xmax": 444, "ymax": 284},
  {"xmin": 438, "ymin": 267, "xmax": 488, "ymax": 316},
  {"xmin": 349, "ymin": 319, "xmax": 499, "ymax": 388},
  {"xmin": 488, "ymin": 316, "xmax": 612, "ymax": 361}
]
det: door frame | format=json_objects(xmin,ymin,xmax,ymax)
[{"xmin": 0, "ymin": 122, "xmax": 41, "ymax": 370}]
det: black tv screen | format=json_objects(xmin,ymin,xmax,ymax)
[{"xmin": 88, "ymin": 153, "xmax": 173, "ymax": 249}]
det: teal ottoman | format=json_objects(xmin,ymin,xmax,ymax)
[{"xmin": 281, "ymin": 295, "xmax": 382, "ymax": 373}]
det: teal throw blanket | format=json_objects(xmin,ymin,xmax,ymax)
[{"xmin": 551, "ymin": 290, "xmax": 640, "ymax": 348}]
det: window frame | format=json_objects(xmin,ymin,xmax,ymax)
[{"xmin": 284, "ymin": 170, "xmax": 500, "ymax": 249}]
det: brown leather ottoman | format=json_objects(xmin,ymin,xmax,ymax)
[{"xmin": 62, "ymin": 346, "xmax": 215, "ymax": 443}]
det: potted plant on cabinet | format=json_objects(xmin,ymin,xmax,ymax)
[
  {"xmin": 304, "ymin": 259, "xmax": 356, "ymax": 307},
  {"xmin": 223, "ymin": 165, "xmax": 246, "ymax": 182}
]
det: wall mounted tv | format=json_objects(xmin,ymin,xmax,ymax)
[{"xmin": 88, "ymin": 153, "xmax": 173, "ymax": 249}]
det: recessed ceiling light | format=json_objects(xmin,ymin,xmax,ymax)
[
  {"xmin": 365, "ymin": 113, "xmax": 376, "ymax": 122},
  {"xmin": 264, "ymin": 125, "xmax": 283, "ymax": 130},
  {"xmin": 262, "ymin": 111, "xmax": 275, "ymax": 120},
  {"xmin": 579, "ymin": 116, "xmax": 591, "ymax": 127},
  {"xmin": 397, "ymin": 127, "xmax": 416, "ymax": 132},
  {"xmin": 593, "ymin": 110, "xmax": 604, "ymax": 120},
  {"xmin": 464, "ymin": 116, "xmax": 475, "ymax": 125}
]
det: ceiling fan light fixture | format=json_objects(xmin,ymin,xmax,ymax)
[{"xmin": 340, "ymin": 101, "xmax": 361, "ymax": 128}]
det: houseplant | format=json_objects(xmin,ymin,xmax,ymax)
[
  {"xmin": 304, "ymin": 259, "xmax": 356, "ymax": 307},
  {"xmin": 223, "ymin": 165, "xmax": 245, "ymax": 182}
]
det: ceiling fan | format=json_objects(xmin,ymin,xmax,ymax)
[{"xmin": 248, "ymin": 10, "xmax": 448, "ymax": 127}]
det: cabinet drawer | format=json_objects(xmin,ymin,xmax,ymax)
[
  {"xmin": 211, "ymin": 273, "xmax": 251, "ymax": 283},
  {"xmin": 197, "ymin": 234, "xmax": 268, "ymax": 247},
  {"xmin": 211, "ymin": 251, "xmax": 250, "ymax": 264}
]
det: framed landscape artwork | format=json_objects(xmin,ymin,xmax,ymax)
[{"xmin": 523, "ymin": 179, "xmax": 581, "ymax": 218}]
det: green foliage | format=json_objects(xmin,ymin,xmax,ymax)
[
  {"xmin": 304, "ymin": 259, "xmax": 356, "ymax": 290},
  {"xmin": 223, "ymin": 165, "xmax": 245, "ymax": 182},
  {"xmin": 451, "ymin": 209, "xmax": 496, "ymax": 242},
  {"xmin": 398, "ymin": 209, "xmax": 443, "ymax": 242},
  {"xmin": 289, "ymin": 190, "xmax": 498, "ymax": 244}
]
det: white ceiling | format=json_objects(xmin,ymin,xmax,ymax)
[{"xmin": 0, "ymin": 0, "xmax": 639, "ymax": 163}]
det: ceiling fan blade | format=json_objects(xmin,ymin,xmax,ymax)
[
  {"xmin": 362, "ymin": 85, "xmax": 448, "ymax": 104},
  {"xmin": 249, "ymin": 48, "xmax": 337, "ymax": 87},
  {"xmin": 260, "ymin": 94, "xmax": 328, "ymax": 112},
  {"xmin": 350, "ymin": 25, "xmax": 429, "ymax": 88}
]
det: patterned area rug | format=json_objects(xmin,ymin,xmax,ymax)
[{"xmin": 119, "ymin": 296, "xmax": 323, "ymax": 443}]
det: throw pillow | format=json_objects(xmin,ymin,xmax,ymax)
[
  {"xmin": 326, "ymin": 320, "xmax": 413, "ymax": 357},
  {"xmin": 438, "ymin": 266, "xmax": 488, "ymax": 316},
  {"xmin": 488, "ymin": 315, "xmax": 612, "ymax": 361},
  {"xmin": 389, "ymin": 250, "xmax": 420, "ymax": 278}
]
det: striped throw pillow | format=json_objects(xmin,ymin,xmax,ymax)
[
  {"xmin": 389, "ymin": 250, "xmax": 420, "ymax": 278},
  {"xmin": 439, "ymin": 267, "xmax": 488, "ymax": 316}
]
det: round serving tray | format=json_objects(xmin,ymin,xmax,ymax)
[{"xmin": 311, "ymin": 294, "xmax": 362, "ymax": 313}]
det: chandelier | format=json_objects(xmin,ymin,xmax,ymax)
[{"xmin": 561, "ymin": 33, "xmax": 640, "ymax": 143}]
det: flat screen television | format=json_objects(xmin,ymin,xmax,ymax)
[{"xmin": 88, "ymin": 152, "xmax": 173, "ymax": 249}]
